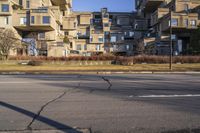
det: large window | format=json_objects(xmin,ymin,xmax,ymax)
[
  {"xmin": 171, "ymin": 18, "xmax": 178, "ymax": 26},
  {"xmin": 4, "ymin": 17, "xmax": 9, "ymax": 25},
  {"xmin": 98, "ymin": 36, "xmax": 104, "ymax": 43},
  {"xmin": 20, "ymin": 17, "xmax": 27, "ymax": 25},
  {"xmin": 104, "ymin": 23, "xmax": 109, "ymax": 27},
  {"xmin": 90, "ymin": 36, "xmax": 93, "ymax": 42},
  {"xmin": 42, "ymin": 16, "xmax": 50, "ymax": 24},
  {"xmin": 190, "ymin": 20, "xmax": 196, "ymax": 27},
  {"xmin": 126, "ymin": 45, "xmax": 130, "ymax": 50},
  {"xmin": 129, "ymin": 32, "xmax": 134, "ymax": 37},
  {"xmin": 38, "ymin": 32, "xmax": 45, "ymax": 39},
  {"xmin": 111, "ymin": 36, "xmax": 117, "ymax": 42},
  {"xmin": 2, "ymin": 4, "xmax": 9, "ymax": 12},
  {"xmin": 19, "ymin": 0, "xmax": 23, "ymax": 6},
  {"xmin": 184, "ymin": 4, "xmax": 189, "ymax": 12},
  {"xmin": 84, "ymin": 44, "xmax": 87, "ymax": 50},
  {"xmin": 76, "ymin": 44, "xmax": 82, "ymax": 51},
  {"xmin": 31, "ymin": 16, "xmax": 34, "ymax": 24},
  {"xmin": 26, "ymin": 0, "xmax": 30, "ymax": 8},
  {"xmin": 96, "ymin": 45, "xmax": 101, "ymax": 51},
  {"xmin": 183, "ymin": 19, "xmax": 188, "ymax": 27}
]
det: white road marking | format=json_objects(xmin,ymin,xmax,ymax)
[{"xmin": 138, "ymin": 94, "xmax": 200, "ymax": 98}]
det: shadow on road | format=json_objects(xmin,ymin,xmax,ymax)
[{"xmin": 0, "ymin": 101, "xmax": 82, "ymax": 133}]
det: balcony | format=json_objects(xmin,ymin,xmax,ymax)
[
  {"xmin": 134, "ymin": 19, "xmax": 148, "ymax": 31},
  {"xmin": 51, "ymin": 0, "xmax": 72, "ymax": 9},
  {"xmin": 77, "ymin": 33, "xmax": 90, "ymax": 39},
  {"xmin": 89, "ymin": 33, "xmax": 104, "ymax": 44},
  {"xmin": 151, "ymin": 8, "xmax": 169, "ymax": 26},
  {"xmin": 62, "ymin": 17, "xmax": 77, "ymax": 30},
  {"xmin": 38, "ymin": 31, "xmax": 56, "ymax": 41},
  {"xmin": 13, "ymin": 9, "xmax": 56, "ymax": 31},
  {"xmin": 142, "ymin": 0, "xmax": 164, "ymax": 12},
  {"xmin": 112, "ymin": 45, "xmax": 128, "ymax": 53},
  {"xmin": 161, "ymin": 12, "xmax": 199, "ymax": 32}
]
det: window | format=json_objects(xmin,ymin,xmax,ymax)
[
  {"xmin": 20, "ymin": 17, "xmax": 27, "ymax": 25},
  {"xmin": 63, "ymin": 50, "xmax": 67, "ymax": 57},
  {"xmin": 76, "ymin": 44, "xmax": 81, "ymax": 51},
  {"xmin": 38, "ymin": 32, "xmax": 45, "ymax": 39},
  {"xmin": 64, "ymin": 32, "xmax": 68, "ymax": 36},
  {"xmin": 104, "ymin": 31, "xmax": 109, "ymax": 35},
  {"xmin": 117, "ymin": 19, "xmax": 121, "ymax": 25},
  {"xmin": 183, "ymin": 19, "xmax": 188, "ymax": 27},
  {"xmin": 74, "ymin": 22, "xmax": 76, "ymax": 28},
  {"xmin": 126, "ymin": 45, "xmax": 130, "ymax": 50},
  {"xmin": 43, "ymin": 16, "xmax": 50, "ymax": 24},
  {"xmin": 111, "ymin": 36, "xmax": 117, "ymax": 42},
  {"xmin": 103, "ymin": 14, "xmax": 109, "ymax": 18},
  {"xmin": 121, "ymin": 36, "xmax": 124, "ymax": 41},
  {"xmin": 190, "ymin": 20, "xmax": 196, "ymax": 27},
  {"xmin": 98, "ymin": 36, "xmax": 104, "ymax": 43},
  {"xmin": 124, "ymin": 32, "xmax": 128, "ymax": 36},
  {"xmin": 31, "ymin": 16, "xmax": 34, "ymax": 24},
  {"xmin": 171, "ymin": 18, "xmax": 178, "ymax": 26},
  {"xmin": 84, "ymin": 44, "xmax": 87, "ymax": 50},
  {"xmin": 90, "ymin": 36, "xmax": 93, "ymax": 42},
  {"xmin": 96, "ymin": 45, "xmax": 101, "ymax": 51},
  {"xmin": 104, "ymin": 23, "xmax": 109, "ymax": 27},
  {"xmin": 26, "ymin": 0, "xmax": 30, "ymax": 8},
  {"xmin": 129, "ymin": 32, "xmax": 134, "ymax": 37},
  {"xmin": 2, "ymin": 4, "xmax": 9, "ymax": 12},
  {"xmin": 184, "ymin": 4, "xmax": 189, "ymax": 12},
  {"xmin": 4, "ymin": 17, "xmax": 9, "ymax": 25},
  {"xmin": 69, "ymin": 42, "xmax": 73, "ymax": 48},
  {"xmin": 19, "ymin": 0, "xmax": 23, "ymax": 6}
]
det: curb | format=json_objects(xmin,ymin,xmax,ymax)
[
  {"xmin": 0, "ymin": 71, "xmax": 200, "ymax": 75},
  {"xmin": 0, "ymin": 128, "xmax": 90, "ymax": 133}
]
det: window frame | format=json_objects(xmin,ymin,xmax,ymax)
[
  {"xmin": 42, "ymin": 16, "xmax": 50, "ymax": 24},
  {"xmin": 31, "ymin": 16, "xmax": 34, "ymax": 24},
  {"xmin": 2, "ymin": 4, "xmax": 9, "ymax": 12}
]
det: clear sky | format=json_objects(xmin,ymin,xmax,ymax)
[{"xmin": 72, "ymin": 0, "xmax": 135, "ymax": 12}]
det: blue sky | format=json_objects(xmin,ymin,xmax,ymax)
[{"xmin": 73, "ymin": 0, "xmax": 134, "ymax": 12}]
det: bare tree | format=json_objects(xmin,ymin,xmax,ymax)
[
  {"xmin": 135, "ymin": 39, "xmax": 144, "ymax": 55},
  {"xmin": 0, "ymin": 29, "xmax": 20, "ymax": 60}
]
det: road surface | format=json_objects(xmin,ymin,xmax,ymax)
[{"xmin": 0, "ymin": 74, "xmax": 200, "ymax": 133}]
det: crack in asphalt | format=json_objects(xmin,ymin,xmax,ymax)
[
  {"xmin": 89, "ymin": 76, "xmax": 112, "ymax": 93},
  {"xmin": 102, "ymin": 76, "xmax": 112, "ymax": 91},
  {"xmin": 26, "ymin": 91, "xmax": 67, "ymax": 130}
]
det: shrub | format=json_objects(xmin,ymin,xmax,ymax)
[
  {"xmin": 9, "ymin": 55, "xmax": 200, "ymax": 64},
  {"xmin": 27, "ymin": 60, "xmax": 43, "ymax": 66}
]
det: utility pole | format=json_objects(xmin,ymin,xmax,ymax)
[{"xmin": 169, "ymin": 10, "xmax": 173, "ymax": 70}]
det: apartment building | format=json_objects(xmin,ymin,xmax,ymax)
[
  {"xmin": 0, "ymin": 0, "xmax": 136, "ymax": 57},
  {"xmin": 61, "ymin": 8, "xmax": 135, "ymax": 56},
  {"xmin": 0, "ymin": 0, "xmax": 72, "ymax": 57},
  {"xmin": 135, "ymin": 0, "xmax": 200, "ymax": 55}
]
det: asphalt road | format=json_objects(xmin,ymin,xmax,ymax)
[{"xmin": 0, "ymin": 74, "xmax": 200, "ymax": 133}]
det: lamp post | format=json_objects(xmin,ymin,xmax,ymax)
[{"xmin": 169, "ymin": 10, "xmax": 173, "ymax": 70}]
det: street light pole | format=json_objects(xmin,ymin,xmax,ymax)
[{"xmin": 169, "ymin": 10, "xmax": 173, "ymax": 70}]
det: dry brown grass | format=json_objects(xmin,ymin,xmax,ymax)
[{"xmin": 0, "ymin": 63, "xmax": 200, "ymax": 72}]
